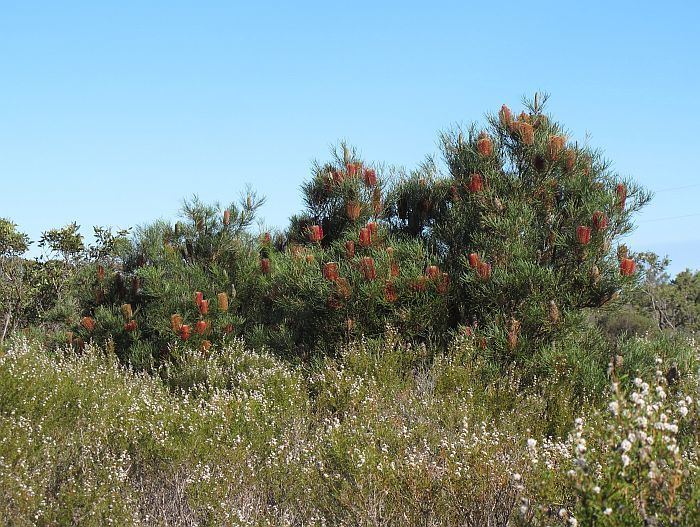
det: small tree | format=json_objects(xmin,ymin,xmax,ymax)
[
  {"xmin": 0, "ymin": 219, "xmax": 31, "ymax": 343},
  {"xmin": 386, "ymin": 94, "xmax": 651, "ymax": 360}
]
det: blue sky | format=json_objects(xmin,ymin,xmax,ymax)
[{"xmin": 1, "ymin": 1, "xmax": 698, "ymax": 275}]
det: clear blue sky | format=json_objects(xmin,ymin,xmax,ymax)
[{"xmin": 1, "ymin": 1, "xmax": 698, "ymax": 275}]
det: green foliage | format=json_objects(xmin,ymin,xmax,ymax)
[{"xmin": 1, "ymin": 333, "xmax": 697, "ymax": 525}]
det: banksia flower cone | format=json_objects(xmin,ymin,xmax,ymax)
[
  {"xmin": 372, "ymin": 187, "xmax": 382, "ymax": 215},
  {"xmin": 345, "ymin": 240, "xmax": 355, "ymax": 259},
  {"xmin": 517, "ymin": 121, "xmax": 535, "ymax": 145},
  {"xmin": 359, "ymin": 227, "xmax": 371, "ymax": 247},
  {"xmin": 217, "ymin": 292, "xmax": 229, "ymax": 312},
  {"xmin": 390, "ymin": 261, "xmax": 400, "ymax": 277},
  {"xmin": 361, "ymin": 257, "xmax": 377, "ymax": 281},
  {"xmin": 195, "ymin": 320, "xmax": 207, "ymax": 335},
  {"xmin": 620, "ymin": 258, "xmax": 636, "ymax": 277},
  {"xmin": 499, "ymin": 104, "xmax": 513, "ymax": 129},
  {"xmin": 469, "ymin": 174, "xmax": 483, "ymax": 193},
  {"xmin": 477, "ymin": 132, "xmax": 494, "ymax": 157},
  {"xmin": 592, "ymin": 211, "xmax": 608, "ymax": 231},
  {"xmin": 548, "ymin": 135, "xmax": 566, "ymax": 161},
  {"xmin": 426, "ymin": 265, "xmax": 440, "ymax": 279},
  {"xmin": 171, "ymin": 314, "xmax": 183, "ymax": 332},
  {"xmin": 363, "ymin": 167, "xmax": 377, "ymax": 186},
  {"xmin": 346, "ymin": 201, "xmax": 361, "ymax": 221},
  {"xmin": 437, "ymin": 273, "xmax": 450, "ymax": 294},
  {"xmin": 308, "ymin": 225, "xmax": 324, "ymax": 243},
  {"xmin": 477, "ymin": 261, "xmax": 492, "ymax": 280},
  {"xmin": 384, "ymin": 281, "xmax": 398, "ymax": 303},
  {"xmin": 336, "ymin": 277, "xmax": 352, "ymax": 299},
  {"xmin": 323, "ymin": 262, "xmax": 340, "ymax": 281},
  {"xmin": 81, "ymin": 316, "xmax": 95, "ymax": 332},
  {"xmin": 548, "ymin": 300, "xmax": 560, "ymax": 324},
  {"xmin": 121, "ymin": 303, "xmax": 133, "ymax": 320},
  {"xmin": 616, "ymin": 183, "xmax": 627, "ymax": 210},
  {"xmin": 564, "ymin": 149, "xmax": 576, "ymax": 172},
  {"xmin": 507, "ymin": 318, "xmax": 521, "ymax": 351},
  {"xmin": 576, "ymin": 225, "xmax": 592, "ymax": 245}
]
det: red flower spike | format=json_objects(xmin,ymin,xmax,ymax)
[
  {"xmin": 469, "ymin": 174, "xmax": 483, "ymax": 193},
  {"xmin": 576, "ymin": 225, "xmax": 592, "ymax": 245},
  {"xmin": 437, "ymin": 272, "xmax": 450, "ymax": 294},
  {"xmin": 359, "ymin": 227, "xmax": 371, "ymax": 247},
  {"xmin": 346, "ymin": 201, "xmax": 361, "ymax": 221},
  {"xmin": 308, "ymin": 225, "xmax": 324, "ymax": 243},
  {"xmin": 384, "ymin": 281, "xmax": 398, "ymax": 303},
  {"xmin": 195, "ymin": 320, "xmax": 207, "ymax": 336},
  {"xmin": 81, "ymin": 316, "xmax": 95, "ymax": 332},
  {"xmin": 477, "ymin": 261, "xmax": 492, "ymax": 280},
  {"xmin": 345, "ymin": 240, "xmax": 355, "ymax": 259},
  {"xmin": 363, "ymin": 168, "xmax": 377, "ymax": 187},
  {"xmin": 616, "ymin": 183, "xmax": 627, "ymax": 210},
  {"xmin": 323, "ymin": 262, "xmax": 340, "ymax": 282},
  {"xmin": 361, "ymin": 257, "xmax": 377, "ymax": 281},
  {"xmin": 499, "ymin": 105, "xmax": 513, "ymax": 129},
  {"xmin": 477, "ymin": 133, "xmax": 494, "ymax": 157},
  {"xmin": 390, "ymin": 261, "xmax": 400, "ymax": 278},
  {"xmin": 620, "ymin": 258, "xmax": 636, "ymax": 277},
  {"xmin": 592, "ymin": 211, "xmax": 608, "ymax": 231},
  {"xmin": 426, "ymin": 265, "xmax": 440, "ymax": 279}
]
